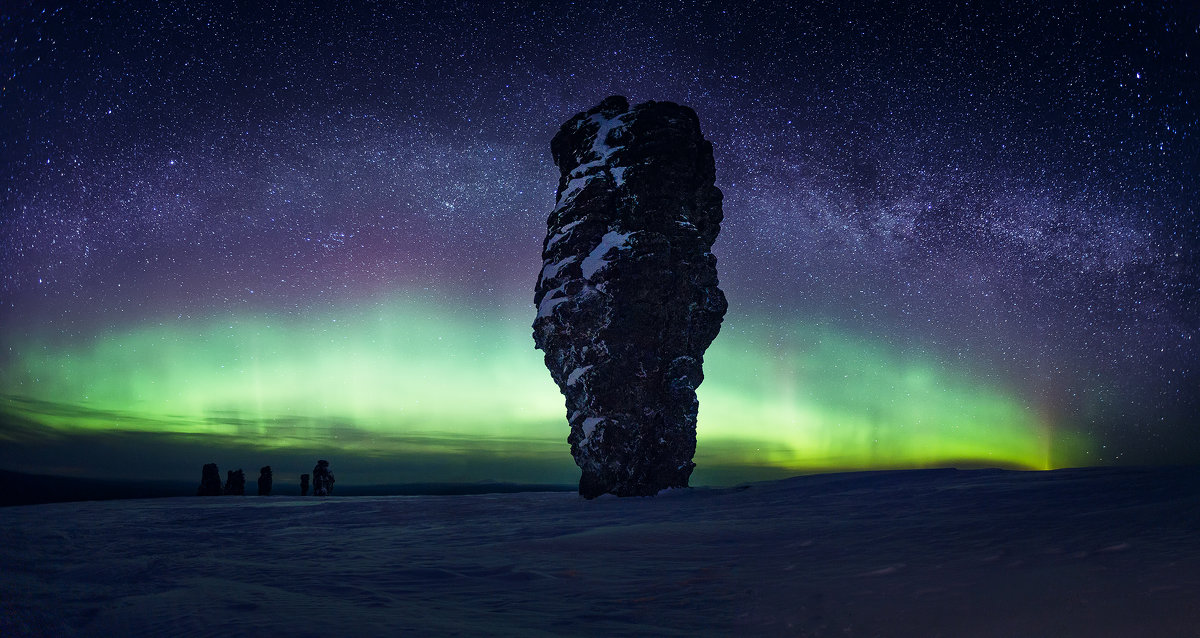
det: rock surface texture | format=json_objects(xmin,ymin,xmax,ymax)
[
  {"xmin": 533, "ymin": 96, "xmax": 727, "ymax": 498},
  {"xmin": 300, "ymin": 473, "xmax": 310, "ymax": 496},
  {"xmin": 197, "ymin": 463, "xmax": 223, "ymax": 496}
]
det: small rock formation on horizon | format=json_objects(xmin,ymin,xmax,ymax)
[
  {"xmin": 533, "ymin": 95, "xmax": 727, "ymax": 498},
  {"xmin": 223, "ymin": 469, "xmax": 246, "ymax": 495},
  {"xmin": 257, "ymin": 466, "xmax": 273, "ymax": 496},
  {"xmin": 197, "ymin": 463, "xmax": 223, "ymax": 496},
  {"xmin": 312, "ymin": 460, "xmax": 335, "ymax": 496},
  {"xmin": 300, "ymin": 473, "xmax": 310, "ymax": 496}
]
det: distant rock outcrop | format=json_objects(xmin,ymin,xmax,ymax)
[
  {"xmin": 257, "ymin": 466, "xmax": 273, "ymax": 496},
  {"xmin": 312, "ymin": 460, "xmax": 335, "ymax": 496},
  {"xmin": 533, "ymin": 96, "xmax": 727, "ymax": 498},
  {"xmin": 300, "ymin": 473, "xmax": 310, "ymax": 496},
  {"xmin": 197, "ymin": 463, "xmax": 223, "ymax": 496},
  {"xmin": 223, "ymin": 469, "xmax": 246, "ymax": 495}
]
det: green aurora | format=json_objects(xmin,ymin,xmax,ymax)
[{"xmin": 0, "ymin": 293, "xmax": 1093, "ymax": 484}]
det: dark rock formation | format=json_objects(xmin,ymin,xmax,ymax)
[
  {"xmin": 300, "ymin": 473, "xmax": 310, "ymax": 496},
  {"xmin": 533, "ymin": 96, "xmax": 727, "ymax": 498},
  {"xmin": 312, "ymin": 460, "xmax": 335, "ymax": 496},
  {"xmin": 197, "ymin": 463, "xmax": 223, "ymax": 496},
  {"xmin": 257, "ymin": 466, "xmax": 273, "ymax": 496},
  {"xmin": 223, "ymin": 469, "xmax": 245, "ymax": 495}
]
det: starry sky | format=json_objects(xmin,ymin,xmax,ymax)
[{"xmin": 2, "ymin": 0, "xmax": 1197, "ymax": 486}]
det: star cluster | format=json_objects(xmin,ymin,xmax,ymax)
[{"xmin": 2, "ymin": 0, "xmax": 1197, "ymax": 480}]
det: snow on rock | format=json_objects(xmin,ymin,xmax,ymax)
[
  {"xmin": 580, "ymin": 230, "xmax": 632, "ymax": 280},
  {"xmin": 544, "ymin": 219, "xmax": 583, "ymax": 250},
  {"xmin": 565, "ymin": 365, "xmax": 592, "ymax": 386},
  {"xmin": 536, "ymin": 290, "xmax": 568, "ymax": 318},
  {"xmin": 563, "ymin": 110, "xmax": 629, "ymax": 183},
  {"xmin": 580, "ymin": 417, "xmax": 603, "ymax": 441},
  {"xmin": 540, "ymin": 255, "xmax": 577, "ymax": 283},
  {"xmin": 610, "ymin": 165, "xmax": 628, "ymax": 186},
  {"xmin": 555, "ymin": 175, "xmax": 594, "ymax": 210},
  {"xmin": 533, "ymin": 95, "xmax": 728, "ymax": 498}
]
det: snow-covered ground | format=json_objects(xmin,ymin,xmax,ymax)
[{"xmin": 2, "ymin": 466, "xmax": 1198, "ymax": 637}]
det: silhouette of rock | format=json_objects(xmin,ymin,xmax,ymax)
[
  {"xmin": 197, "ymin": 463, "xmax": 223, "ymax": 496},
  {"xmin": 300, "ymin": 473, "xmax": 310, "ymax": 496},
  {"xmin": 312, "ymin": 460, "xmax": 335, "ymax": 496},
  {"xmin": 223, "ymin": 469, "xmax": 245, "ymax": 495},
  {"xmin": 533, "ymin": 96, "xmax": 727, "ymax": 498},
  {"xmin": 257, "ymin": 466, "xmax": 273, "ymax": 496}
]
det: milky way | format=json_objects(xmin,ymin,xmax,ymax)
[{"xmin": 2, "ymin": 1, "xmax": 1196, "ymax": 482}]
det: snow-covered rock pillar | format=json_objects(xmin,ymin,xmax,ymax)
[{"xmin": 533, "ymin": 96, "xmax": 727, "ymax": 498}]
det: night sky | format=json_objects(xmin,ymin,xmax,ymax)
[{"xmin": 2, "ymin": 1, "xmax": 1197, "ymax": 486}]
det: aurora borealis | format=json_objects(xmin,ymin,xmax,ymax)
[
  {"xmin": 2, "ymin": 1, "xmax": 1196, "ymax": 485},
  {"xmin": 1, "ymin": 292, "xmax": 1080, "ymax": 483}
]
